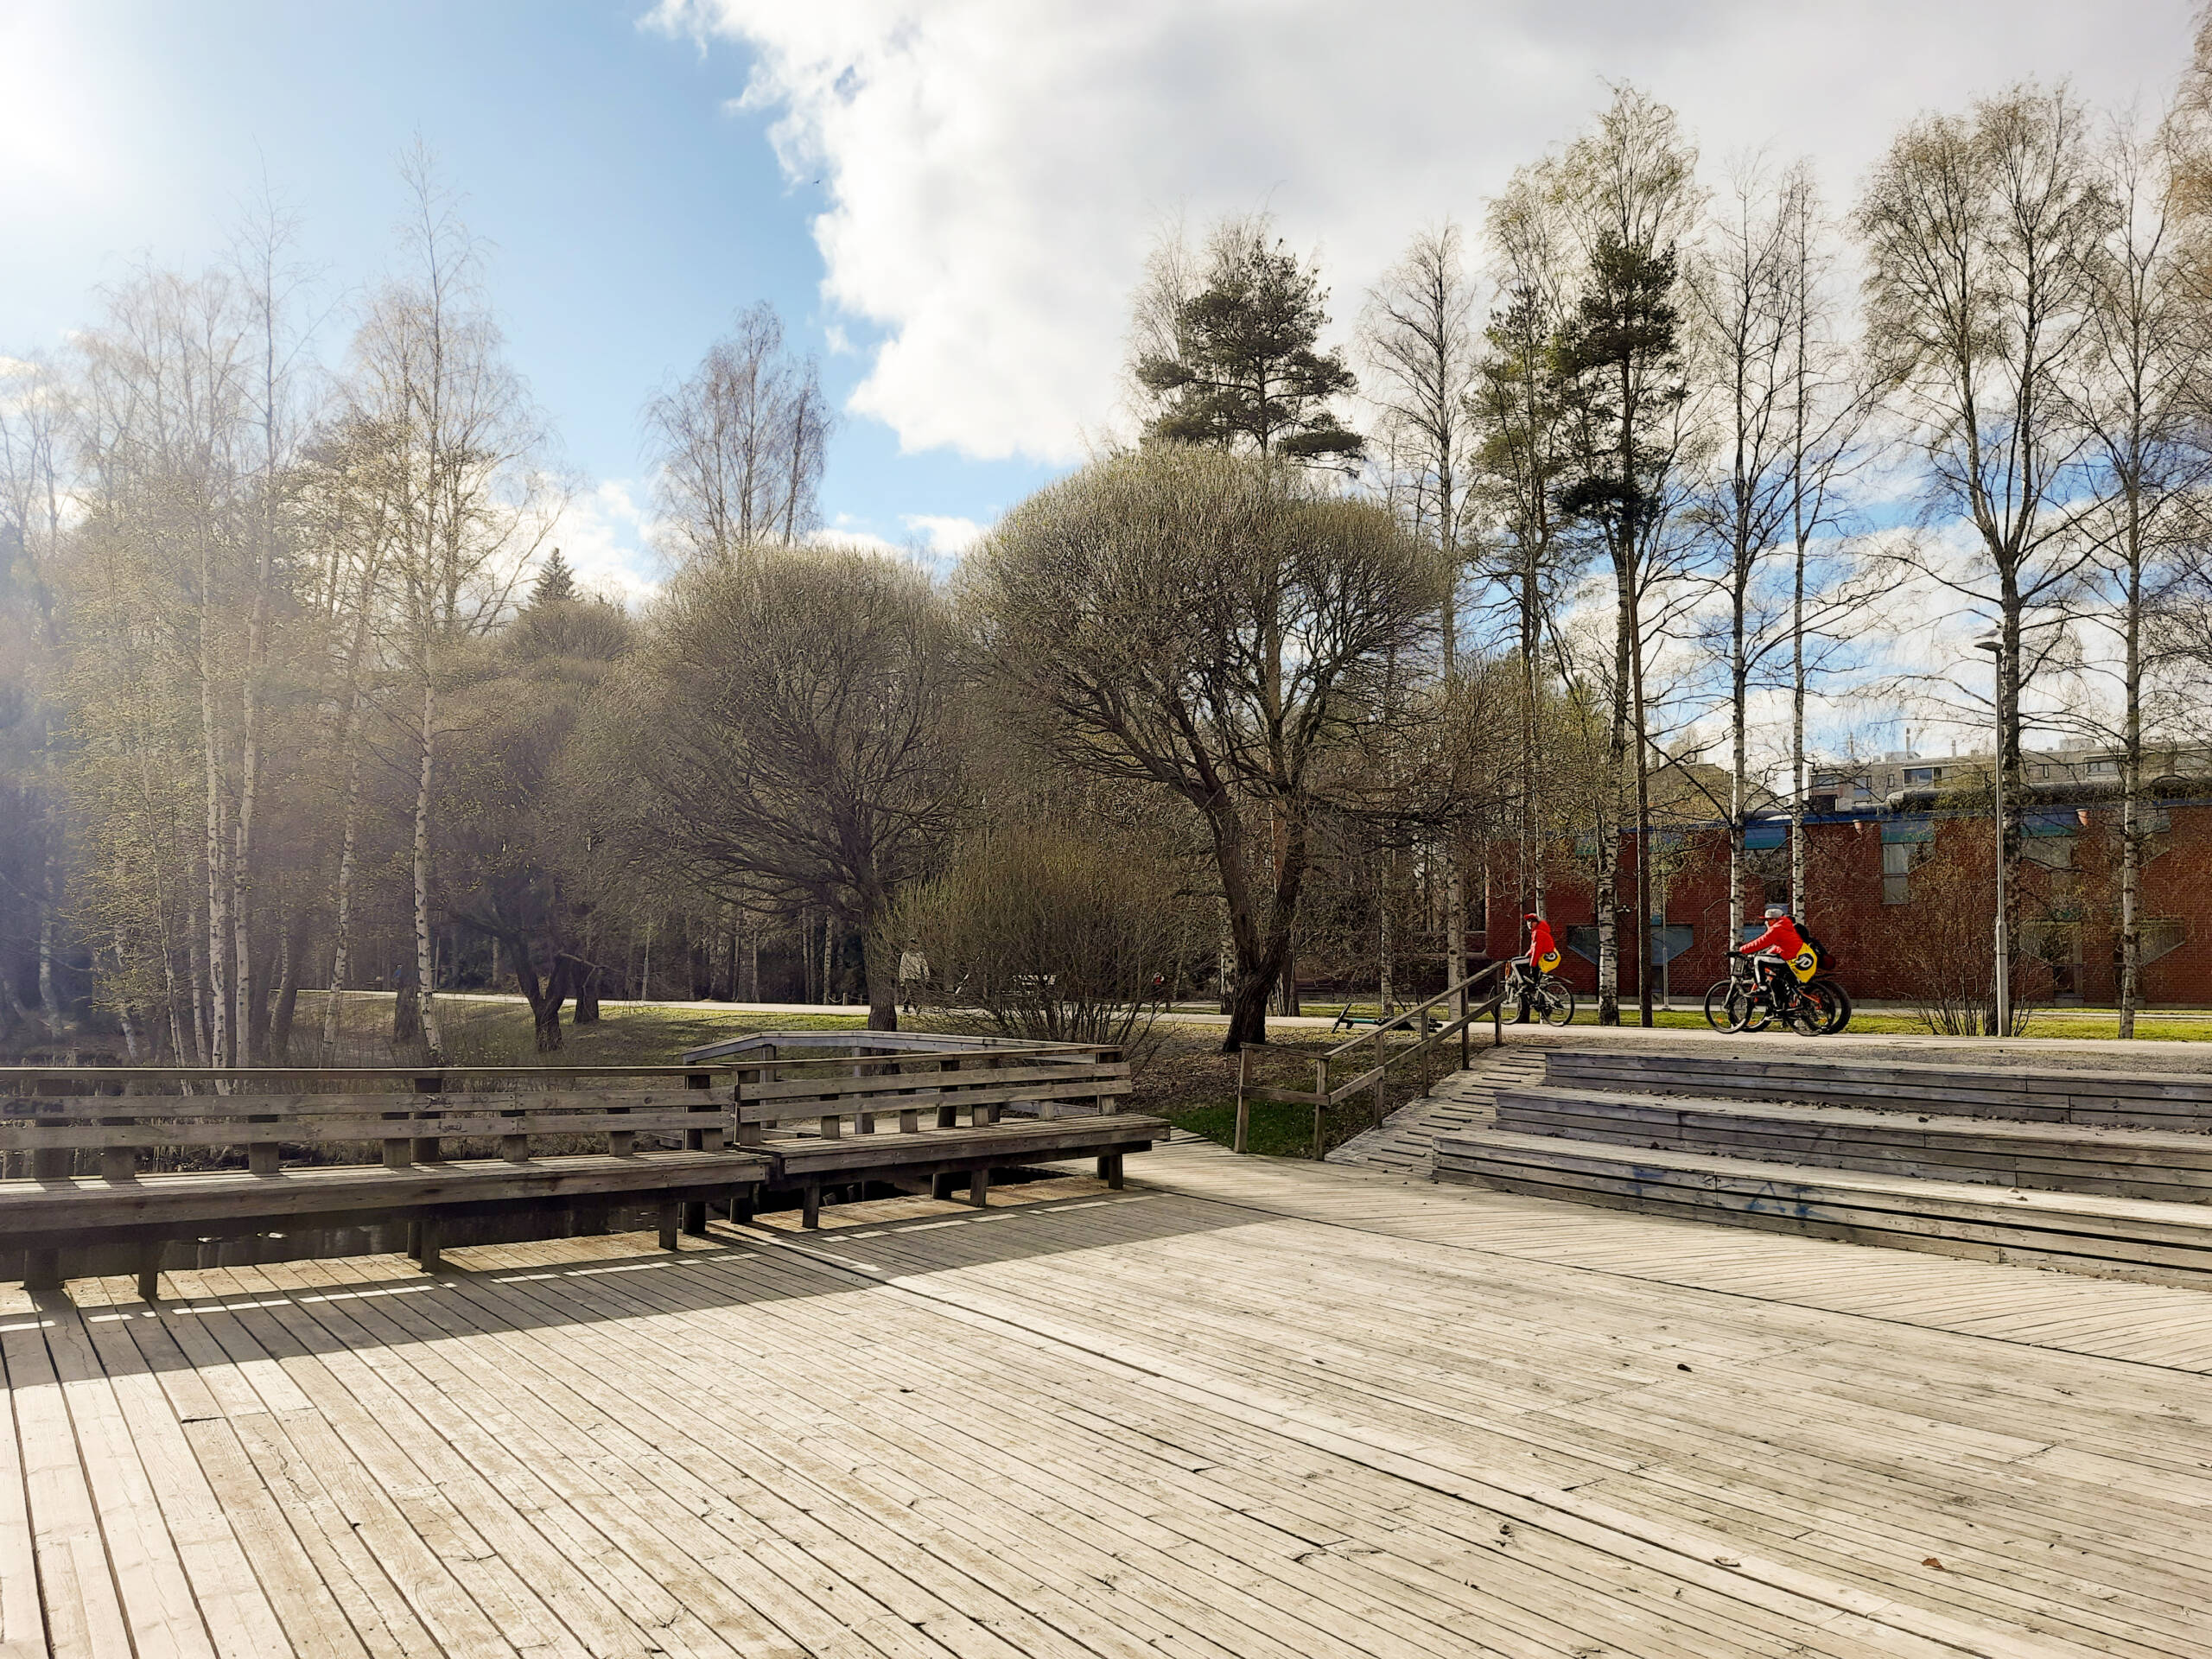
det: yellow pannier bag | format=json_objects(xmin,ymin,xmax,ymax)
[{"xmin": 1789, "ymin": 944, "xmax": 1820, "ymax": 982}]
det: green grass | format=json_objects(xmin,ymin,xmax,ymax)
[{"xmin": 317, "ymin": 991, "xmax": 868, "ymax": 1066}]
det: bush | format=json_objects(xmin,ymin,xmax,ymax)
[{"xmin": 895, "ymin": 823, "xmax": 1207, "ymax": 1055}]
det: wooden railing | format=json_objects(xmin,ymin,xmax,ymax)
[
  {"xmin": 0, "ymin": 1064, "xmax": 732, "ymax": 1177},
  {"xmin": 1233, "ymin": 963, "xmax": 1508, "ymax": 1158},
  {"xmin": 722, "ymin": 1041, "xmax": 1131, "ymax": 1142}
]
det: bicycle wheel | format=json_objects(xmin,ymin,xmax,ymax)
[
  {"xmin": 1537, "ymin": 976, "xmax": 1577, "ymax": 1027},
  {"xmin": 1812, "ymin": 976, "xmax": 1853, "ymax": 1034},
  {"xmin": 1702, "ymin": 980, "xmax": 1738, "ymax": 1033},
  {"xmin": 1727, "ymin": 987, "xmax": 1773, "ymax": 1032},
  {"xmin": 1785, "ymin": 983, "xmax": 1833, "ymax": 1036}
]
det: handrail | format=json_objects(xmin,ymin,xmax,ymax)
[
  {"xmin": 1234, "ymin": 962, "xmax": 1511, "ymax": 1158},
  {"xmin": 1322, "ymin": 962, "xmax": 1505, "ymax": 1061}
]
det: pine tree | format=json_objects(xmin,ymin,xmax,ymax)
[
  {"xmin": 1136, "ymin": 218, "xmax": 1364, "ymax": 464},
  {"xmin": 531, "ymin": 547, "xmax": 576, "ymax": 607}
]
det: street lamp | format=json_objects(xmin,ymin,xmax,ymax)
[{"xmin": 1973, "ymin": 632, "xmax": 2010, "ymax": 1034}]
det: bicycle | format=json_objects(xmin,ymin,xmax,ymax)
[
  {"xmin": 1704, "ymin": 957, "xmax": 1847, "ymax": 1035},
  {"xmin": 1505, "ymin": 958, "xmax": 1578, "ymax": 1027}
]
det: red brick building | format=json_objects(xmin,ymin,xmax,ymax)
[{"xmin": 1482, "ymin": 748, "xmax": 2212, "ymax": 1007}]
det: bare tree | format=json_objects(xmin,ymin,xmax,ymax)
[
  {"xmin": 1687, "ymin": 160, "xmax": 1870, "ymax": 947},
  {"xmin": 349, "ymin": 149, "xmax": 557, "ymax": 1058},
  {"xmin": 1858, "ymin": 85, "xmax": 2114, "ymax": 1018},
  {"xmin": 1362, "ymin": 221, "xmax": 1480, "ymax": 989},
  {"xmin": 591, "ymin": 544, "xmax": 965, "ymax": 1031},
  {"xmin": 2079, "ymin": 117, "xmax": 2212, "ymax": 1035},
  {"xmin": 645, "ymin": 302, "xmax": 834, "ymax": 563},
  {"xmin": 967, "ymin": 445, "xmax": 1442, "ymax": 1050}
]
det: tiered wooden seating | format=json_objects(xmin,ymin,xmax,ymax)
[
  {"xmin": 1433, "ymin": 1049, "xmax": 2212, "ymax": 1287},
  {"xmin": 1539, "ymin": 1047, "xmax": 2212, "ymax": 1131},
  {"xmin": 0, "ymin": 1065, "xmax": 771, "ymax": 1295},
  {"xmin": 1490, "ymin": 1087, "xmax": 2212, "ymax": 1204},
  {"xmin": 717, "ymin": 1039, "xmax": 1163, "ymax": 1225}
]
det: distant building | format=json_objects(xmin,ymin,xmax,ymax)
[{"xmin": 1484, "ymin": 741, "xmax": 2212, "ymax": 1007}]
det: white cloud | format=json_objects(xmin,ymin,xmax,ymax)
[
  {"xmin": 648, "ymin": 0, "xmax": 2190, "ymax": 465},
  {"xmin": 545, "ymin": 479, "xmax": 664, "ymax": 606},
  {"xmin": 901, "ymin": 513, "xmax": 985, "ymax": 556}
]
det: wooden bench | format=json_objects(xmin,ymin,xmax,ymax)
[
  {"xmin": 719, "ymin": 1039, "xmax": 1163, "ymax": 1226},
  {"xmin": 0, "ymin": 1065, "xmax": 771, "ymax": 1296},
  {"xmin": 1541, "ymin": 1048, "xmax": 2212, "ymax": 1133}
]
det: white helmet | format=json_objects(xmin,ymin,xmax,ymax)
[{"xmin": 1764, "ymin": 905, "xmax": 1789, "ymax": 920}]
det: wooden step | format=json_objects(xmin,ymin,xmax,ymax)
[
  {"xmin": 1543, "ymin": 1048, "xmax": 2212, "ymax": 1131},
  {"xmin": 1495, "ymin": 1085, "xmax": 2212, "ymax": 1205},
  {"xmin": 1433, "ymin": 1128, "xmax": 2212, "ymax": 1288}
]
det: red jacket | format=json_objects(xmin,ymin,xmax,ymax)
[
  {"xmin": 1525, "ymin": 918, "xmax": 1558, "ymax": 964},
  {"xmin": 1739, "ymin": 916, "xmax": 1805, "ymax": 959}
]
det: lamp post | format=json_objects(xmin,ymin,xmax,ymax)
[{"xmin": 1973, "ymin": 632, "xmax": 2010, "ymax": 1034}]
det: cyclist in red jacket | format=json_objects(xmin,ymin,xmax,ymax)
[{"xmin": 1737, "ymin": 905, "xmax": 1806, "ymax": 1002}]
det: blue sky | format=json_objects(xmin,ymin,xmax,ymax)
[
  {"xmin": 3, "ymin": 0, "xmax": 2196, "ymax": 624},
  {"xmin": 0, "ymin": 1, "xmax": 1059, "ymax": 589}
]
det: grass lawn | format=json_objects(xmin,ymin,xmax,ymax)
[
  {"xmin": 1131, "ymin": 1025, "xmax": 1446, "ymax": 1159},
  {"xmin": 317, "ymin": 991, "xmax": 867, "ymax": 1066}
]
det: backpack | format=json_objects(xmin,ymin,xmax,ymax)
[{"xmin": 1791, "ymin": 925, "xmax": 1832, "ymax": 982}]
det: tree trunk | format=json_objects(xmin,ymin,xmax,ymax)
[
  {"xmin": 861, "ymin": 922, "xmax": 899, "ymax": 1032},
  {"xmin": 412, "ymin": 678, "xmax": 444, "ymax": 1058},
  {"xmin": 324, "ymin": 689, "xmax": 367, "ymax": 1049},
  {"xmin": 518, "ymin": 951, "xmax": 570, "ymax": 1052},
  {"xmin": 269, "ymin": 927, "xmax": 300, "ymax": 1065},
  {"xmin": 573, "ymin": 960, "xmax": 601, "ymax": 1024},
  {"xmin": 2120, "ymin": 541, "xmax": 2143, "ymax": 1038}
]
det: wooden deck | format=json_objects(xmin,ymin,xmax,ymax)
[{"xmin": 5, "ymin": 1141, "xmax": 2212, "ymax": 1656}]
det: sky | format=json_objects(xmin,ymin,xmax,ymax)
[{"xmin": 1, "ymin": 0, "xmax": 2202, "ymax": 626}]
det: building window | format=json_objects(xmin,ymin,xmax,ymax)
[
  {"xmin": 2143, "ymin": 918, "xmax": 2187, "ymax": 964},
  {"xmin": 2090, "ymin": 758, "xmax": 2119, "ymax": 775},
  {"xmin": 1903, "ymin": 766, "xmax": 1941, "ymax": 785},
  {"xmin": 1880, "ymin": 819, "xmax": 1933, "ymax": 904}
]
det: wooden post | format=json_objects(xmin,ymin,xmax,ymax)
[
  {"xmin": 657, "ymin": 1201, "xmax": 681, "ymax": 1252},
  {"xmin": 801, "ymin": 1184, "xmax": 821, "ymax": 1229},
  {"xmin": 1097, "ymin": 1153, "xmax": 1124, "ymax": 1190},
  {"xmin": 1459, "ymin": 976, "xmax": 1471, "ymax": 1071},
  {"xmin": 416, "ymin": 1217, "xmax": 442, "ymax": 1273},
  {"xmin": 1493, "ymin": 983, "xmax": 1503, "ymax": 1049},
  {"xmin": 411, "ymin": 1075, "xmax": 443, "ymax": 1164},
  {"xmin": 931, "ymin": 1171, "xmax": 957, "ymax": 1200},
  {"xmin": 101, "ymin": 1118, "xmax": 137, "ymax": 1184},
  {"xmin": 135, "ymin": 1242, "xmax": 162, "ymax": 1304},
  {"xmin": 969, "ymin": 1166, "xmax": 991, "ymax": 1207},
  {"xmin": 682, "ymin": 1200, "xmax": 708, "ymax": 1237},
  {"xmin": 733, "ymin": 1185, "xmax": 755, "ymax": 1225},
  {"xmin": 1233, "ymin": 1045, "xmax": 1250, "ymax": 1154},
  {"xmin": 1313, "ymin": 1058, "xmax": 1327, "ymax": 1160},
  {"xmin": 1372, "ymin": 1028, "xmax": 1386, "ymax": 1126}
]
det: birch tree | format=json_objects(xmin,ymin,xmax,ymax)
[
  {"xmin": 1361, "ymin": 222, "xmax": 1480, "ymax": 989},
  {"xmin": 2079, "ymin": 119, "xmax": 2210, "ymax": 1035},
  {"xmin": 1858, "ymin": 86, "xmax": 2113, "ymax": 1027},
  {"xmin": 349, "ymin": 153, "xmax": 556, "ymax": 1058}
]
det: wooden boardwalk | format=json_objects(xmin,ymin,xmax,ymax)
[{"xmin": 4, "ymin": 1146, "xmax": 2212, "ymax": 1656}]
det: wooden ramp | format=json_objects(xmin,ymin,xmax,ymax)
[{"xmin": 7, "ymin": 1146, "xmax": 2212, "ymax": 1655}]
